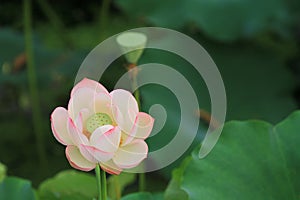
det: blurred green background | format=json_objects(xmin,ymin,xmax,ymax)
[{"xmin": 0, "ymin": 0, "xmax": 300, "ymax": 191}]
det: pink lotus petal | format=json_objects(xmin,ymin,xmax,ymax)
[
  {"xmin": 90, "ymin": 125, "xmax": 121, "ymax": 153},
  {"xmin": 71, "ymin": 78, "xmax": 109, "ymax": 97},
  {"xmin": 51, "ymin": 78, "xmax": 154, "ymax": 172},
  {"xmin": 111, "ymin": 106, "xmax": 124, "ymax": 128},
  {"xmin": 79, "ymin": 144, "xmax": 113, "ymax": 162},
  {"xmin": 132, "ymin": 112, "xmax": 154, "ymax": 139},
  {"xmin": 90, "ymin": 125, "xmax": 113, "ymax": 140},
  {"xmin": 110, "ymin": 89, "xmax": 138, "ymax": 134},
  {"xmin": 51, "ymin": 107, "xmax": 73, "ymax": 145},
  {"xmin": 75, "ymin": 108, "xmax": 93, "ymax": 132},
  {"xmin": 65, "ymin": 145, "xmax": 96, "ymax": 171},
  {"xmin": 113, "ymin": 140, "xmax": 148, "ymax": 169},
  {"xmin": 122, "ymin": 112, "xmax": 154, "ymax": 146},
  {"xmin": 119, "ymin": 131, "xmax": 130, "ymax": 147},
  {"xmin": 74, "ymin": 108, "xmax": 93, "ymax": 132},
  {"xmin": 89, "ymin": 92, "xmax": 113, "ymax": 117},
  {"xmin": 68, "ymin": 87, "xmax": 96, "ymax": 119},
  {"xmin": 75, "ymin": 112, "xmax": 83, "ymax": 132},
  {"xmin": 67, "ymin": 118, "xmax": 89, "ymax": 145},
  {"xmin": 100, "ymin": 160, "xmax": 122, "ymax": 175}
]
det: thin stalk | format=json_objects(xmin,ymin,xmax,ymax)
[
  {"xmin": 95, "ymin": 165, "xmax": 102, "ymax": 200},
  {"xmin": 127, "ymin": 64, "xmax": 146, "ymax": 192},
  {"xmin": 36, "ymin": 0, "xmax": 64, "ymax": 29},
  {"xmin": 132, "ymin": 71, "xmax": 141, "ymax": 108},
  {"xmin": 113, "ymin": 175, "xmax": 121, "ymax": 200},
  {"xmin": 101, "ymin": 169, "xmax": 107, "ymax": 200},
  {"xmin": 35, "ymin": 0, "xmax": 72, "ymax": 48},
  {"xmin": 24, "ymin": 0, "xmax": 47, "ymax": 168},
  {"xmin": 138, "ymin": 173, "xmax": 146, "ymax": 192},
  {"xmin": 99, "ymin": 0, "xmax": 111, "ymax": 40}
]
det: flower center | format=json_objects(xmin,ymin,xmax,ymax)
[{"xmin": 86, "ymin": 113, "xmax": 112, "ymax": 133}]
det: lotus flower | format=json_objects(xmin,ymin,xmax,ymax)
[{"xmin": 51, "ymin": 78, "xmax": 154, "ymax": 174}]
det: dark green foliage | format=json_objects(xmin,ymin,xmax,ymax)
[{"xmin": 0, "ymin": 0, "xmax": 300, "ymax": 199}]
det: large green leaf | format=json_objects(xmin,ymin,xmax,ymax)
[
  {"xmin": 0, "ymin": 177, "xmax": 36, "ymax": 200},
  {"xmin": 115, "ymin": 0, "xmax": 289, "ymax": 41},
  {"xmin": 166, "ymin": 110, "xmax": 300, "ymax": 199},
  {"xmin": 38, "ymin": 170, "xmax": 97, "ymax": 200}
]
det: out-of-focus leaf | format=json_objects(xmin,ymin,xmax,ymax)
[
  {"xmin": 0, "ymin": 163, "xmax": 7, "ymax": 182},
  {"xmin": 0, "ymin": 28, "xmax": 87, "ymax": 184},
  {"xmin": 0, "ymin": 177, "xmax": 36, "ymax": 200},
  {"xmin": 137, "ymin": 42, "xmax": 296, "ymax": 177},
  {"xmin": 36, "ymin": 17, "xmax": 143, "ymax": 49},
  {"xmin": 115, "ymin": 0, "xmax": 290, "ymax": 41},
  {"xmin": 203, "ymin": 41, "xmax": 297, "ymax": 123},
  {"xmin": 169, "ymin": 110, "xmax": 300, "ymax": 199},
  {"xmin": 38, "ymin": 170, "xmax": 97, "ymax": 200},
  {"xmin": 121, "ymin": 192, "xmax": 163, "ymax": 200},
  {"xmin": 107, "ymin": 173, "xmax": 136, "ymax": 200},
  {"xmin": 0, "ymin": 28, "xmax": 86, "ymax": 86},
  {"xmin": 140, "ymin": 42, "xmax": 297, "ymax": 124}
]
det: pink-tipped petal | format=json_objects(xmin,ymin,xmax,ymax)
[
  {"xmin": 131, "ymin": 112, "xmax": 154, "ymax": 139},
  {"xmin": 68, "ymin": 87, "xmax": 96, "ymax": 119},
  {"xmin": 100, "ymin": 160, "xmax": 122, "ymax": 175},
  {"xmin": 89, "ymin": 92, "xmax": 113, "ymax": 116},
  {"xmin": 78, "ymin": 145, "xmax": 97, "ymax": 163},
  {"xmin": 65, "ymin": 145, "xmax": 96, "ymax": 171},
  {"xmin": 110, "ymin": 89, "xmax": 138, "ymax": 134},
  {"xmin": 122, "ymin": 112, "xmax": 154, "ymax": 146},
  {"xmin": 75, "ymin": 112, "xmax": 83, "ymax": 132},
  {"xmin": 90, "ymin": 125, "xmax": 121, "ymax": 153},
  {"xmin": 90, "ymin": 125, "xmax": 113, "ymax": 140},
  {"xmin": 67, "ymin": 118, "xmax": 89, "ymax": 145},
  {"xmin": 51, "ymin": 107, "xmax": 73, "ymax": 145},
  {"xmin": 113, "ymin": 140, "xmax": 148, "ymax": 169},
  {"xmin": 71, "ymin": 78, "xmax": 109, "ymax": 97},
  {"xmin": 75, "ymin": 109, "xmax": 93, "ymax": 132},
  {"xmin": 79, "ymin": 144, "xmax": 113, "ymax": 162},
  {"xmin": 111, "ymin": 106, "xmax": 124, "ymax": 128}
]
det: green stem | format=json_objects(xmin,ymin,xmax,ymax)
[
  {"xmin": 99, "ymin": 0, "xmax": 111, "ymax": 40},
  {"xmin": 24, "ymin": 0, "xmax": 47, "ymax": 168},
  {"xmin": 132, "ymin": 71, "xmax": 141, "ymax": 109},
  {"xmin": 36, "ymin": 0, "xmax": 63, "ymax": 28},
  {"xmin": 95, "ymin": 165, "xmax": 102, "ymax": 200},
  {"xmin": 35, "ymin": 0, "xmax": 72, "ymax": 48},
  {"xmin": 101, "ymin": 168, "xmax": 107, "ymax": 200},
  {"xmin": 113, "ymin": 175, "xmax": 121, "ymax": 200},
  {"xmin": 128, "ymin": 64, "xmax": 146, "ymax": 192},
  {"xmin": 139, "ymin": 173, "xmax": 146, "ymax": 192}
]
